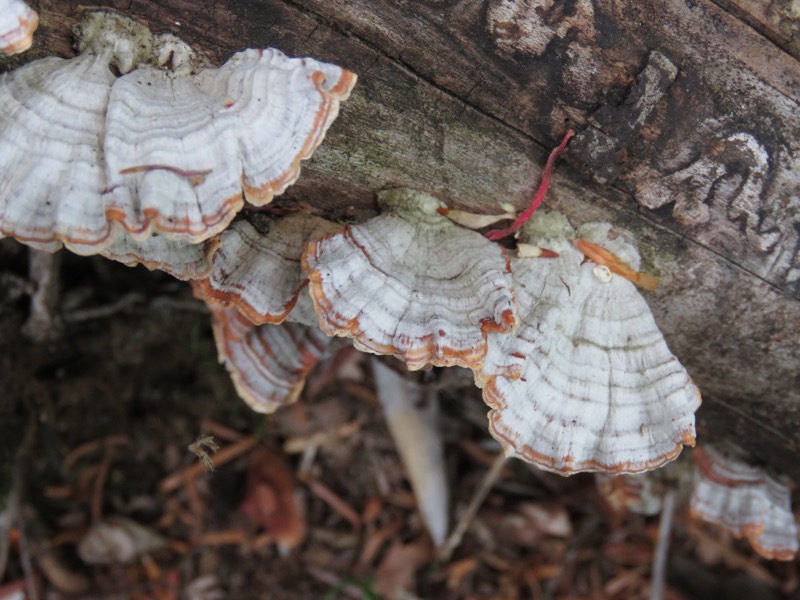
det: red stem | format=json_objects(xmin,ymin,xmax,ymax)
[{"xmin": 485, "ymin": 129, "xmax": 575, "ymax": 242}]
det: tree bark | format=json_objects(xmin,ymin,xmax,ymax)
[{"xmin": 3, "ymin": 0, "xmax": 800, "ymax": 476}]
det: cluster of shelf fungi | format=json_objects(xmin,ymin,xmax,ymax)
[{"xmin": 0, "ymin": 5, "xmax": 796, "ymax": 562}]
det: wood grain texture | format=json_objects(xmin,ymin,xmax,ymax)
[
  {"xmin": 710, "ymin": 0, "xmax": 800, "ymax": 60},
  {"xmin": 3, "ymin": 0, "xmax": 800, "ymax": 476}
]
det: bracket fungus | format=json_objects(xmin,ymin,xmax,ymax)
[
  {"xmin": 480, "ymin": 211, "xmax": 700, "ymax": 475},
  {"xmin": 99, "ymin": 235, "xmax": 220, "ymax": 281},
  {"xmin": 207, "ymin": 305, "xmax": 331, "ymax": 413},
  {"xmin": 195, "ymin": 215, "xmax": 339, "ymax": 325},
  {"xmin": 0, "ymin": 0, "xmax": 37, "ymax": 55},
  {"xmin": 0, "ymin": 11, "xmax": 355, "ymax": 255},
  {"xmin": 103, "ymin": 47, "xmax": 355, "ymax": 242},
  {"xmin": 0, "ymin": 13, "xmax": 147, "ymax": 254},
  {"xmin": 302, "ymin": 188, "xmax": 517, "ymax": 371},
  {"xmin": 691, "ymin": 446, "xmax": 798, "ymax": 560}
]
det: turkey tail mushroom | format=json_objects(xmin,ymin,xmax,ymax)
[
  {"xmin": 0, "ymin": 13, "xmax": 151, "ymax": 254},
  {"xmin": 480, "ymin": 211, "xmax": 700, "ymax": 475},
  {"xmin": 0, "ymin": 11, "xmax": 356, "ymax": 255},
  {"xmin": 0, "ymin": 0, "xmax": 38, "ymax": 55},
  {"xmin": 103, "ymin": 48, "xmax": 355, "ymax": 242},
  {"xmin": 302, "ymin": 188, "xmax": 517, "ymax": 371},
  {"xmin": 194, "ymin": 215, "xmax": 339, "ymax": 325},
  {"xmin": 206, "ymin": 305, "xmax": 332, "ymax": 413},
  {"xmin": 691, "ymin": 446, "xmax": 798, "ymax": 561}
]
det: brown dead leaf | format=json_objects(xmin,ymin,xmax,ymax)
[
  {"xmin": 687, "ymin": 522, "xmax": 779, "ymax": 587},
  {"xmin": 516, "ymin": 503, "xmax": 572, "ymax": 538},
  {"xmin": 603, "ymin": 567, "xmax": 646, "ymax": 596},
  {"xmin": 374, "ymin": 535, "xmax": 434, "ymax": 599},
  {"xmin": 239, "ymin": 447, "xmax": 306, "ymax": 552},
  {"xmin": 357, "ymin": 519, "xmax": 403, "ymax": 572},
  {"xmin": 446, "ymin": 557, "xmax": 479, "ymax": 591},
  {"xmin": 37, "ymin": 550, "xmax": 90, "ymax": 594},
  {"xmin": 481, "ymin": 510, "xmax": 543, "ymax": 548},
  {"xmin": 603, "ymin": 539, "xmax": 654, "ymax": 566},
  {"xmin": 77, "ymin": 516, "xmax": 166, "ymax": 565},
  {"xmin": 479, "ymin": 502, "xmax": 572, "ymax": 550},
  {"xmin": 527, "ymin": 563, "xmax": 562, "ymax": 581},
  {"xmin": 303, "ymin": 477, "xmax": 361, "ymax": 527},
  {"xmin": 361, "ymin": 496, "xmax": 383, "ymax": 525}
]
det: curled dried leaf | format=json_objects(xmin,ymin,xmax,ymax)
[
  {"xmin": 240, "ymin": 447, "xmax": 306, "ymax": 552},
  {"xmin": 77, "ymin": 517, "xmax": 166, "ymax": 565},
  {"xmin": 574, "ymin": 239, "xmax": 659, "ymax": 291},
  {"xmin": 437, "ymin": 206, "xmax": 516, "ymax": 229},
  {"xmin": 373, "ymin": 359, "xmax": 449, "ymax": 547},
  {"xmin": 189, "ymin": 434, "xmax": 220, "ymax": 471}
]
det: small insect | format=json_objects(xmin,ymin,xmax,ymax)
[{"xmin": 188, "ymin": 434, "xmax": 220, "ymax": 471}]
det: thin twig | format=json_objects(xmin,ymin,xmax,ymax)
[
  {"xmin": 160, "ymin": 436, "xmax": 259, "ymax": 493},
  {"xmin": 283, "ymin": 420, "xmax": 362, "ymax": 454},
  {"xmin": 650, "ymin": 489, "xmax": 677, "ymax": 600},
  {"xmin": 543, "ymin": 513, "xmax": 601, "ymax": 600},
  {"xmin": 17, "ymin": 524, "xmax": 39, "ymax": 600},
  {"xmin": 149, "ymin": 296, "xmax": 209, "ymax": 313},
  {"xmin": 90, "ymin": 451, "xmax": 114, "ymax": 522},
  {"xmin": 485, "ymin": 130, "xmax": 574, "ymax": 241},
  {"xmin": 194, "ymin": 529, "xmax": 248, "ymax": 546},
  {"xmin": 306, "ymin": 566, "xmax": 364, "ymax": 600},
  {"xmin": 302, "ymin": 478, "xmax": 362, "ymax": 528},
  {"xmin": 62, "ymin": 292, "xmax": 145, "ymax": 323},
  {"xmin": 11, "ymin": 411, "xmax": 38, "ymax": 600},
  {"xmin": 198, "ymin": 418, "xmax": 244, "ymax": 443},
  {"xmin": 64, "ymin": 435, "xmax": 131, "ymax": 468},
  {"xmin": 23, "ymin": 249, "xmax": 61, "ymax": 341},
  {"xmin": 438, "ymin": 453, "xmax": 507, "ymax": 562}
]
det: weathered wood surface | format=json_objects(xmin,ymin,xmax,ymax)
[
  {"xmin": 710, "ymin": 0, "xmax": 800, "ymax": 59},
  {"xmin": 4, "ymin": 0, "xmax": 800, "ymax": 476}
]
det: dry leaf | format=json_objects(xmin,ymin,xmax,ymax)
[
  {"xmin": 374, "ymin": 536, "xmax": 434, "ymax": 599},
  {"xmin": 77, "ymin": 516, "xmax": 166, "ymax": 564},
  {"xmin": 446, "ymin": 557, "xmax": 479, "ymax": 591},
  {"xmin": 373, "ymin": 359, "xmax": 449, "ymax": 547},
  {"xmin": 240, "ymin": 447, "xmax": 306, "ymax": 552}
]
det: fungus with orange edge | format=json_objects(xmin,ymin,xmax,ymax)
[
  {"xmin": 99, "ymin": 234, "xmax": 221, "ymax": 281},
  {"xmin": 194, "ymin": 214, "xmax": 339, "ymax": 325},
  {"xmin": 0, "ymin": 12, "xmax": 152, "ymax": 254},
  {"xmin": 302, "ymin": 188, "xmax": 517, "ymax": 371},
  {"xmin": 480, "ymin": 210, "xmax": 700, "ymax": 475},
  {"xmin": 691, "ymin": 445, "xmax": 798, "ymax": 560},
  {"xmin": 0, "ymin": 0, "xmax": 38, "ymax": 55},
  {"xmin": 207, "ymin": 304, "xmax": 332, "ymax": 413},
  {"xmin": 0, "ymin": 10, "xmax": 356, "ymax": 255},
  {"xmin": 103, "ymin": 42, "xmax": 356, "ymax": 242}
]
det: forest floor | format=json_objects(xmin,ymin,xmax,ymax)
[{"xmin": 0, "ymin": 238, "xmax": 798, "ymax": 600}]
